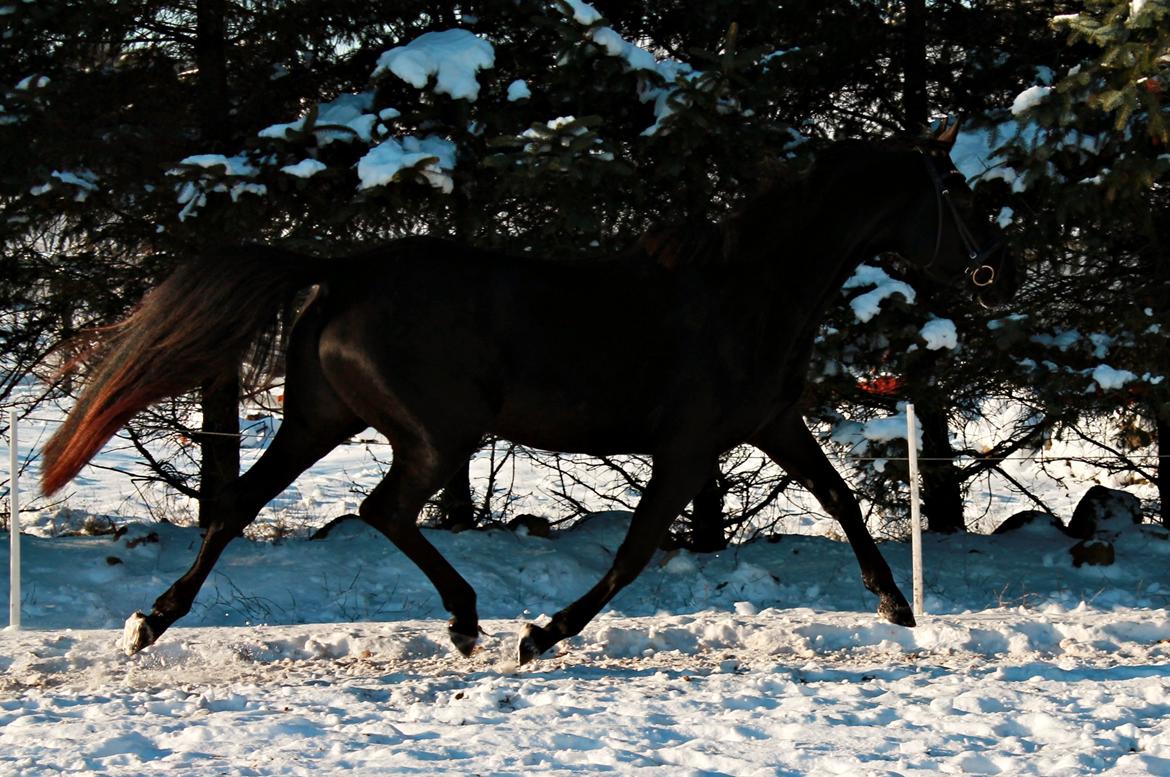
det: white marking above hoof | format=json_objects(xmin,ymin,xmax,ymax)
[{"xmin": 122, "ymin": 612, "xmax": 154, "ymax": 656}]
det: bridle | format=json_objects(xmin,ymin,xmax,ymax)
[{"xmin": 922, "ymin": 154, "xmax": 1002, "ymax": 287}]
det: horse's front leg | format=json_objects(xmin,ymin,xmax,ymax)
[
  {"xmin": 752, "ymin": 412, "xmax": 915, "ymax": 627},
  {"xmin": 518, "ymin": 451, "xmax": 716, "ymax": 664},
  {"xmin": 358, "ymin": 446, "xmax": 483, "ymax": 657}
]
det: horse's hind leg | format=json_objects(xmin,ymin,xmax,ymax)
[
  {"xmin": 752, "ymin": 412, "xmax": 915, "ymax": 627},
  {"xmin": 357, "ymin": 441, "xmax": 483, "ymax": 656},
  {"xmin": 123, "ymin": 309, "xmax": 363, "ymax": 654},
  {"xmin": 123, "ymin": 409, "xmax": 361, "ymax": 654},
  {"xmin": 518, "ymin": 450, "xmax": 716, "ymax": 664}
]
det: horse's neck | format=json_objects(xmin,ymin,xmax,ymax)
[{"xmin": 741, "ymin": 160, "xmax": 911, "ymax": 318}]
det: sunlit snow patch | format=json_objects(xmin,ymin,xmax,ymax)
[
  {"xmin": 920, "ymin": 317, "xmax": 959, "ymax": 350},
  {"xmin": 280, "ymin": 159, "xmax": 327, "ymax": 179},
  {"xmin": 357, "ymin": 135, "xmax": 458, "ymax": 194},
  {"xmin": 258, "ymin": 92, "xmax": 378, "ymax": 145},
  {"xmin": 373, "ymin": 29, "xmax": 495, "ymax": 102},
  {"xmin": 841, "ymin": 265, "xmax": 916, "ymax": 323},
  {"xmin": 1092, "ymin": 364, "xmax": 1138, "ymax": 391}
]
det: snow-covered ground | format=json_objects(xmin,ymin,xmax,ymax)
[
  {"xmin": 3, "ymin": 500, "xmax": 1170, "ymax": 774},
  {"xmin": 1, "ymin": 390, "xmax": 1168, "ymax": 774}
]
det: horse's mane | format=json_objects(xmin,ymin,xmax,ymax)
[
  {"xmin": 629, "ymin": 137, "xmax": 942, "ymax": 271},
  {"xmin": 630, "ymin": 140, "xmax": 896, "ymax": 270},
  {"xmin": 626, "ymin": 156, "xmax": 808, "ymax": 270}
]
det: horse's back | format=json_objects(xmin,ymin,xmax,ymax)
[
  {"xmin": 310, "ymin": 238, "xmax": 684, "ymax": 451},
  {"xmin": 310, "ymin": 236, "xmax": 799, "ymax": 454}
]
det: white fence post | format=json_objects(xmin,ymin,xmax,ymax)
[
  {"xmin": 8, "ymin": 409, "xmax": 20, "ymax": 630},
  {"xmin": 906, "ymin": 403, "xmax": 924, "ymax": 618}
]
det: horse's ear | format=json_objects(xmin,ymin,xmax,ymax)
[{"xmin": 933, "ymin": 117, "xmax": 961, "ymax": 150}]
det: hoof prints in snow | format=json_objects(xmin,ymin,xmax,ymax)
[{"xmin": 3, "ymin": 612, "xmax": 1170, "ymax": 775}]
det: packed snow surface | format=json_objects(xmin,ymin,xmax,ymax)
[
  {"xmin": 4, "ymin": 511, "xmax": 1170, "ymax": 775},
  {"xmin": 3, "ymin": 384, "xmax": 1168, "ymax": 774}
]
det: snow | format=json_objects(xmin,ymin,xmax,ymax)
[
  {"xmin": 919, "ymin": 317, "xmax": 959, "ymax": 350},
  {"xmin": 51, "ymin": 170, "xmax": 98, "ymax": 191},
  {"xmin": 1011, "ymin": 85, "xmax": 1053, "ymax": 116},
  {"xmin": 14, "ymin": 74, "xmax": 48, "ymax": 90},
  {"xmin": 32, "ymin": 170, "xmax": 100, "ymax": 201},
  {"xmin": 258, "ymin": 92, "xmax": 378, "ymax": 145},
  {"xmin": 229, "ymin": 182, "xmax": 267, "ymax": 202},
  {"xmin": 861, "ymin": 404, "xmax": 923, "ymax": 450},
  {"xmin": 1031, "ymin": 328, "xmax": 1081, "ymax": 351},
  {"xmin": 561, "ymin": 0, "xmax": 604, "ymax": 26},
  {"xmin": 554, "ymin": 0, "xmax": 702, "ymax": 135},
  {"xmin": 842, "ymin": 264, "xmax": 917, "ymax": 323},
  {"xmin": 3, "ymin": 390, "xmax": 1170, "ymax": 773},
  {"xmin": 174, "ymin": 154, "xmax": 258, "ymax": 177},
  {"xmin": 356, "ymin": 135, "xmax": 457, "ymax": 194},
  {"xmin": 1092, "ymin": 364, "xmax": 1139, "ymax": 391},
  {"xmin": 373, "ymin": 29, "xmax": 495, "ymax": 102},
  {"xmin": 506, "ymin": 79, "xmax": 531, "ymax": 102},
  {"xmin": 280, "ymin": 159, "xmax": 327, "ymax": 179},
  {"xmin": 4, "ymin": 514, "xmax": 1170, "ymax": 773}
]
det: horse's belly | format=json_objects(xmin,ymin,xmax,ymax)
[{"xmin": 493, "ymin": 390, "xmax": 663, "ymax": 455}]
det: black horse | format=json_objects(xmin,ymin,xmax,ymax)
[{"xmin": 42, "ymin": 124, "xmax": 1016, "ymax": 663}]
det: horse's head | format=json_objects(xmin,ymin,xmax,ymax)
[{"xmin": 902, "ymin": 120, "xmax": 1019, "ymax": 307}]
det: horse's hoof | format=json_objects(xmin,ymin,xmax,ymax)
[
  {"xmin": 449, "ymin": 627, "xmax": 479, "ymax": 658},
  {"xmin": 122, "ymin": 612, "xmax": 156, "ymax": 655},
  {"xmin": 879, "ymin": 597, "xmax": 916, "ymax": 628},
  {"xmin": 517, "ymin": 623, "xmax": 550, "ymax": 665}
]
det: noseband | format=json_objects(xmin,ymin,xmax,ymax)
[{"xmin": 922, "ymin": 155, "xmax": 1001, "ymax": 286}]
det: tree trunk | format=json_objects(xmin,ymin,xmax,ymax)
[
  {"xmin": 195, "ymin": 0, "xmax": 237, "ymax": 528},
  {"xmin": 688, "ymin": 470, "xmax": 727, "ymax": 552},
  {"xmin": 196, "ymin": 0, "xmax": 228, "ymax": 141},
  {"xmin": 902, "ymin": 0, "xmax": 928, "ymax": 129},
  {"xmin": 197, "ymin": 378, "xmax": 239, "ymax": 527},
  {"xmin": 432, "ymin": 158, "xmax": 480, "ymax": 529},
  {"xmin": 900, "ymin": 0, "xmax": 963, "ymax": 531},
  {"xmin": 917, "ymin": 401, "xmax": 966, "ymax": 533}
]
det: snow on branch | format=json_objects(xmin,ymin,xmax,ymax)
[
  {"xmin": 357, "ymin": 136, "xmax": 457, "ymax": 194},
  {"xmin": 841, "ymin": 265, "xmax": 917, "ymax": 323},
  {"xmin": 258, "ymin": 92, "xmax": 380, "ymax": 145},
  {"xmin": 552, "ymin": 0, "xmax": 706, "ymax": 135},
  {"xmin": 373, "ymin": 29, "xmax": 495, "ymax": 102}
]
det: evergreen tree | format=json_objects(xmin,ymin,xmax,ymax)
[
  {"xmin": 9, "ymin": 0, "xmax": 1148, "ymax": 542},
  {"xmin": 997, "ymin": 0, "xmax": 1170, "ymax": 523}
]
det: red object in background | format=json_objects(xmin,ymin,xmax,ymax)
[{"xmin": 858, "ymin": 375, "xmax": 904, "ymax": 396}]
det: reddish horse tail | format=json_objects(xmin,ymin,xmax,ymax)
[{"xmin": 41, "ymin": 246, "xmax": 322, "ymax": 495}]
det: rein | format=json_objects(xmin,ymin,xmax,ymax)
[{"xmin": 922, "ymin": 155, "xmax": 1001, "ymax": 286}]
